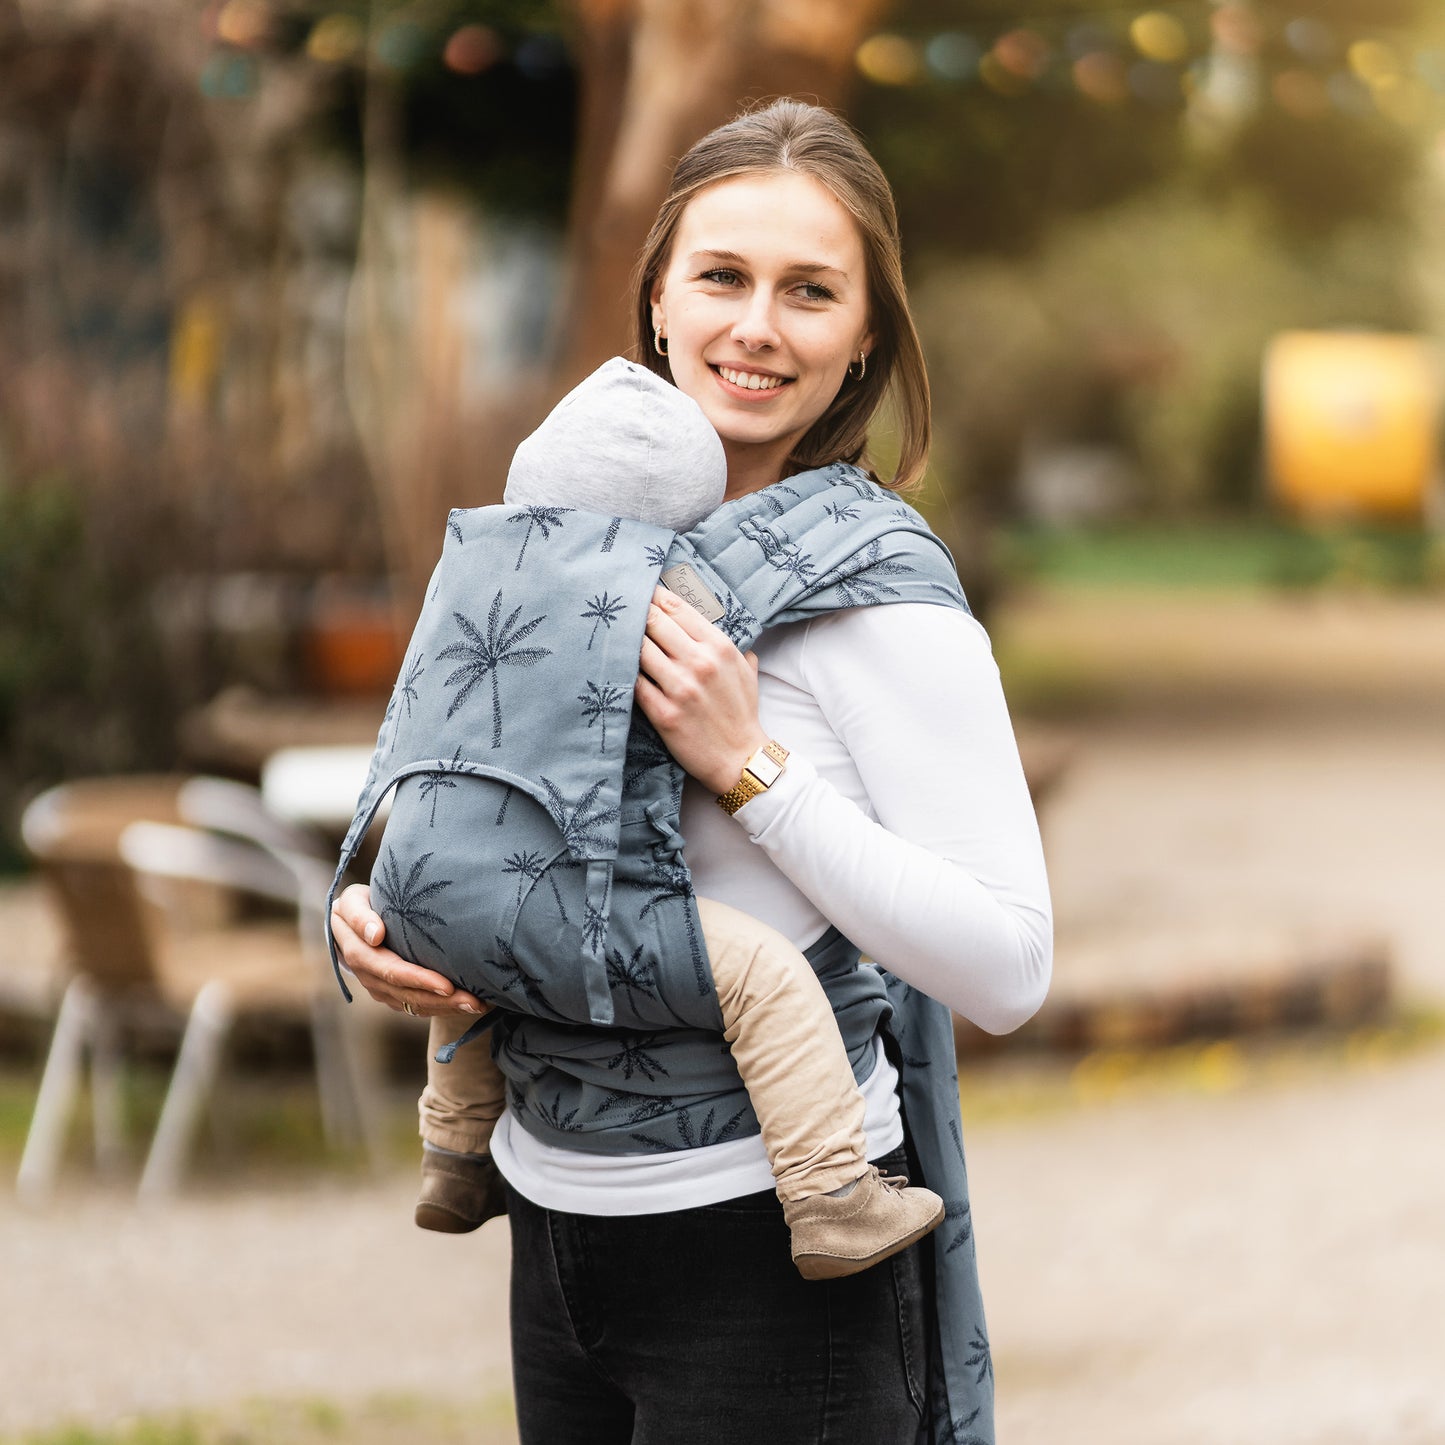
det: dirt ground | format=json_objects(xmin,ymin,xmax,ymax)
[{"xmin": 2, "ymin": 587, "xmax": 1443, "ymax": 1443}]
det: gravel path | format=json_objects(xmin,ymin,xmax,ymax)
[{"xmin": 3, "ymin": 589, "xmax": 1442, "ymax": 1441}]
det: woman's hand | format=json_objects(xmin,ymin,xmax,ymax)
[
  {"xmin": 329, "ymin": 883, "xmax": 488, "ymax": 1019},
  {"xmin": 635, "ymin": 587, "xmax": 769, "ymax": 796}
]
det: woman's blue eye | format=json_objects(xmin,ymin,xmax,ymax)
[
  {"xmin": 700, "ymin": 268, "xmax": 739, "ymax": 285},
  {"xmin": 798, "ymin": 282, "xmax": 837, "ymax": 302}
]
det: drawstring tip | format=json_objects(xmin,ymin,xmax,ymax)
[{"xmin": 434, "ymin": 1009, "xmax": 503, "ymax": 1065}]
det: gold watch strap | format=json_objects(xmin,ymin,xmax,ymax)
[{"xmin": 716, "ymin": 740, "xmax": 790, "ymax": 816}]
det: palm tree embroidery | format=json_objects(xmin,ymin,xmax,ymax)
[
  {"xmin": 501, "ymin": 848, "xmax": 547, "ymax": 906},
  {"xmin": 580, "ymin": 592, "xmax": 627, "ymax": 649},
  {"xmin": 538, "ymin": 776, "xmax": 621, "ymax": 855},
  {"xmin": 446, "ymin": 512, "xmax": 464, "ymax": 544},
  {"xmin": 644, "ymin": 542, "xmax": 669, "ymax": 568},
  {"xmin": 577, "ymin": 681, "xmax": 628, "ymax": 752},
  {"xmin": 595, "ymin": 1089, "xmax": 676, "ymax": 1125},
  {"xmin": 753, "ymin": 481, "xmax": 801, "ymax": 519},
  {"xmin": 605, "ymin": 943, "xmax": 688, "ymax": 1024},
  {"xmin": 508, "ymin": 504, "xmax": 568, "ymax": 569},
  {"xmin": 716, "ymin": 594, "xmax": 754, "ymax": 646},
  {"xmin": 816, "ymin": 538, "xmax": 914, "ymax": 607},
  {"xmin": 932, "ymin": 1400, "xmax": 987, "ymax": 1445},
  {"xmin": 534, "ymin": 852, "xmax": 581, "ymax": 922},
  {"xmin": 437, "ymin": 590, "xmax": 552, "ymax": 747},
  {"xmin": 485, "ymin": 935, "xmax": 555, "ymax": 1014},
  {"xmin": 373, "ymin": 849, "xmax": 453, "ymax": 958},
  {"xmin": 637, "ymin": 858, "xmax": 708, "ymax": 997},
  {"xmin": 601, "ymin": 516, "xmax": 622, "ymax": 552},
  {"xmin": 379, "ymin": 690, "xmax": 399, "ymax": 756},
  {"xmin": 622, "ymin": 718, "xmax": 672, "ymax": 787},
  {"xmin": 943, "ymin": 1197, "xmax": 974, "ymax": 1256},
  {"xmin": 629, "ymin": 1101, "xmax": 747, "ymax": 1151},
  {"xmin": 766, "ymin": 544, "xmax": 818, "ymax": 603},
  {"xmin": 494, "ymin": 787, "xmax": 512, "ymax": 826},
  {"xmin": 397, "ymin": 652, "xmax": 426, "ymax": 719},
  {"xmin": 826, "ymin": 543, "xmax": 913, "ymax": 606},
  {"xmin": 824, "ymin": 500, "xmax": 860, "ymax": 524},
  {"xmin": 964, "ymin": 1327, "xmax": 993, "ymax": 1385},
  {"xmin": 581, "ymin": 894, "xmax": 609, "ymax": 955},
  {"xmin": 532, "ymin": 1091, "xmax": 583, "ymax": 1132},
  {"xmin": 416, "ymin": 746, "xmax": 463, "ymax": 826},
  {"xmin": 605, "ymin": 1034, "xmax": 669, "ymax": 1082}
]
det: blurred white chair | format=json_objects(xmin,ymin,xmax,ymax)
[{"xmin": 16, "ymin": 777, "xmax": 381, "ymax": 1204}]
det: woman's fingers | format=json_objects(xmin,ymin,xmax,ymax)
[{"xmin": 329, "ymin": 886, "xmax": 486, "ymax": 1017}]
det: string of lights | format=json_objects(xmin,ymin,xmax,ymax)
[{"xmin": 197, "ymin": 1, "xmax": 1445, "ymax": 130}]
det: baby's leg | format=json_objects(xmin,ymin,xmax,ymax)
[
  {"xmin": 420, "ymin": 1015, "xmax": 508, "ymax": 1154},
  {"xmin": 696, "ymin": 896, "xmax": 869, "ymax": 1202},
  {"xmin": 697, "ymin": 896, "xmax": 943, "ymax": 1279},
  {"xmin": 414, "ymin": 1016, "xmax": 508, "ymax": 1234}
]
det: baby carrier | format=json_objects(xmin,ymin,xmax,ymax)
[
  {"xmin": 325, "ymin": 461, "xmax": 966, "ymax": 1037},
  {"xmin": 325, "ymin": 460, "xmax": 998, "ymax": 1445}
]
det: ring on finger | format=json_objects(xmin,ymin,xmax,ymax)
[{"xmin": 403, "ymin": 1000, "xmax": 417, "ymax": 1017}]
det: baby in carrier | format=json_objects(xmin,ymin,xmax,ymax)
[{"xmin": 393, "ymin": 358, "xmax": 942, "ymax": 1279}]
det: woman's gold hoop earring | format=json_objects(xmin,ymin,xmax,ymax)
[
  {"xmin": 847, "ymin": 350, "xmax": 867, "ymax": 382},
  {"xmin": 653, "ymin": 326, "xmax": 668, "ymax": 357}
]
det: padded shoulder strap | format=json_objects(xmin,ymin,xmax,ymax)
[{"xmin": 672, "ymin": 463, "xmax": 969, "ymax": 649}]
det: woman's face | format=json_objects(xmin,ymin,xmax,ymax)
[{"xmin": 649, "ymin": 170, "xmax": 873, "ymax": 496}]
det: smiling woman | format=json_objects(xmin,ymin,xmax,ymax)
[{"xmin": 330, "ymin": 98, "xmax": 1050, "ymax": 1445}]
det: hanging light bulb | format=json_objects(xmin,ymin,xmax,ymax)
[
  {"xmin": 855, "ymin": 34, "xmax": 922, "ymax": 86},
  {"xmin": 1130, "ymin": 12, "xmax": 1189, "ymax": 65}
]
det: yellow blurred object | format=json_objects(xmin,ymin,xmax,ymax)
[
  {"xmin": 854, "ymin": 34, "xmax": 921, "ymax": 86},
  {"xmin": 307, "ymin": 13, "xmax": 364, "ymax": 64},
  {"xmin": 1264, "ymin": 331, "xmax": 1441, "ymax": 522},
  {"xmin": 1130, "ymin": 12, "xmax": 1189, "ymax": 64},
  {"xmin": 169, "ymin": 296, "xmax": 223, "ymax": 407},
  {"xmin": 1348, "ymin": 38, "xmax": 1401, "ymax": 86}
]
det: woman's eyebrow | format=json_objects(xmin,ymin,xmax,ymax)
[{"xmin": 686, "ymin": 249, "xmax": 850, "ymax": 280}]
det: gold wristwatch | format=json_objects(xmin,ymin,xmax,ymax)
[{"xmin": 716, "ymin": 740, "xmax": 790, "ymax": 816}]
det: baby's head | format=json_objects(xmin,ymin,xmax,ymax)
[{"xmin": 504, "ymin": 357, "xmax": 727, "ymax": 533}]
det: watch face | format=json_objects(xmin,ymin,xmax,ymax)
[{"xmin": 746, "ymin": 751, "xmax": 784, "ymax": 788}]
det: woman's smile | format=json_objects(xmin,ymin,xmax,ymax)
[{"xmin": 711, "ymin": 363, "xmax": 792, "ymax": 395}]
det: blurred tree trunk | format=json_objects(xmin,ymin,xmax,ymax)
[{"xmin": 558, "ymin": 0, "xmax": 890, "ymax": 388}]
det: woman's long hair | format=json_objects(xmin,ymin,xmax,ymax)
[{"xmin": 631, "ymin": 98, "xmax": 930, "ymax": 491}]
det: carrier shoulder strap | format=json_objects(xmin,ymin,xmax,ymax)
[{"xmin": 672, "ymin": 462, "xmax": 969, "ymax": 651}]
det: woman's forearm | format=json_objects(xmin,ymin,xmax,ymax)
[{"xmin": 732, "ymin": 604, "xmax": 1053, "ymax": 1033}]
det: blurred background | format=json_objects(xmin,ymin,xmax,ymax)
[{"xmin": 1, "ymin": 1, "xmax": 1443, "ymax": 1442}]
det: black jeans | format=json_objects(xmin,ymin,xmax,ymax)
[{"xmin": 506, "ymin": 1145, "xmax": 928, "ymax": 1445}]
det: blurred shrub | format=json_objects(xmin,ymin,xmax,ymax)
[
  {"xmin": 0, "ymin": 475, "xmax": 176, "ymax": 872},
  {"xmin": 917, "ymin": 182, "xmax": 1422, "ymax": 523},
  {"xmin": 999, "ymin": 521, "xmax": 1443, "ymax": 593}
]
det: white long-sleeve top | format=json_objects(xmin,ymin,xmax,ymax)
[{"xmin": 489, "ymin": 601, "xmax": 1053, "ymax": 1213}]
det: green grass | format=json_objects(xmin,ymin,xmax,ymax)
[
  {"xmin": 0, "ymin": 1067, "xmax": 421, "ymax": 1182},
  {"xmin": 4, "ymin": 1393, "xmax": 518, "ymax": 1445},
  {"xmin": 1000, "ymin": 520, "xmax": 1445, "ymax": 592}
]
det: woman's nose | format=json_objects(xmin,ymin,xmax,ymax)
[{"xmin": 731, "ymin": 290, "xmax": 781, "ymax": 351}]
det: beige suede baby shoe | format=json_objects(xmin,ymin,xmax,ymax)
[{"xmin": 782, "ymin": 1166, "xmax": 945, "ymax": 1280}]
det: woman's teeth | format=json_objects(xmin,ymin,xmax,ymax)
[{"xmin": 718, "ymin": 366, "xmax": 785, "ymax": 391}]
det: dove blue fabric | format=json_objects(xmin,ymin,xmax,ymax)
[{"xmin": 326, "ymin": 460, "xmax": 996, "ymax": 1444}]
